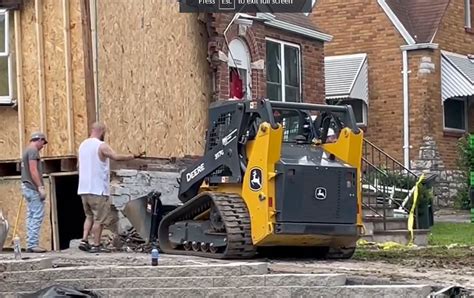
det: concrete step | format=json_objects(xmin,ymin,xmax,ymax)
[
  {"xmin": 362, "ymin": 229, "xmax": 430, "ymax": 246},
  {"xmin": 2, "ymin": 285, "xmax": 433, "ymax": 298},
  {"xmin": 1, "ymin": 262, "xmax": 267, "ymax": 283},
  {"xmin": 363, "ymin": 206, "xmax": 395, "ymax": 217},
  {"xmin": 0, "ymin": 274, "xmax": 346, "ymax": 292},
  {"xmin": 363, "ymin": 218, "xmax": 408, "ymax": 235}
]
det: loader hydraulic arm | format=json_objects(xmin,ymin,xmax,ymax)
[{"xmin": 177, "ymin": 100, "xmax": 277, "ymax": 202}]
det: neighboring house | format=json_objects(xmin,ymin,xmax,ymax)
[
  {"xmin": 313, "ymin": 0, "xmax": 474, "ymax": 206},
  {"xmin": 206, "ymin": 12, "xmax": 331, "ymax": 104}
]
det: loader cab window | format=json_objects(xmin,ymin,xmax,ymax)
[{"xmin": 273, "ymin": 109, "xmax": 312, "ymax": 143}]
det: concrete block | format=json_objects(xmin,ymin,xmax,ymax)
[
  {"xmin": 240, "ymin": 263, "xmax": 268, "ymax": 275},
  {"xmin": 38, "ymin": 267, "xmax": 111, "ymax": 281},
  {"xmin": 264, "ymin": 274, "xmax": 346, "ymax": 287},
  {"xmin": 0, "ymin": 280, "xmax": 43, "ymax": 292},
  {"xmin": 206, "ymin": 264, "xmax": 244, "ymax": 276},
  {"xmin": 105, "ymin": 287, "xmax": 293, "ymax": 298},
  {"xmin": 213, "ymin": 275, "xmax": 265, "ymax": 287},
  {"xmin": 107, "ymin": 288, "xmax": 161, "ymax": 297},
  {"xmin": 101, "ymin": 276, "xmax": 214, "ymax": 289},
  {"xmin": 49, "ymin": 278, "xmax": 103, "ymax": 289},
  {"xmin": 0, "ymin": 258, "xmax": 53, "ymax": 272}
]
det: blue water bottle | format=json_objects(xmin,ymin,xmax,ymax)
[{"xmin": 151, "ymin": 248, "xmax": 159, "ymax": 266}]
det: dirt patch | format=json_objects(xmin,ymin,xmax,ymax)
[{"xmin": 267, "ymin": 246, "xmax": 474, "ymax": 294}]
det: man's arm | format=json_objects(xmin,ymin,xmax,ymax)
[
  {"xmin": 28, "ymin": 159, "xmax": 43, "ymax": 189},
  {"xmin": 99, "ymin": 143, "xmax": 137, "ymax": 161}
]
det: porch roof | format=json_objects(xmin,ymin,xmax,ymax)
[
  {"xmin": 324, "ymin": 53, "xmax": 369, "ymax": 104},
  {"xmin": 441, "ymin": 50, "xmax": 474, "ymax": 101}
]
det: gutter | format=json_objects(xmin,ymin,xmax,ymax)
[
  {"xmin": 243, "ymin": 12, "xmax": 333, "ymax": 42},
  {"xmin": 401, "ymin": 49, "xmax": 410, "ymax": 169},
  {"xmin": 400, "ymin": 43, "xmax": 439, "ymax": 169}
]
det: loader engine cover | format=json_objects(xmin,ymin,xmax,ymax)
[{"xmin": 274, "ymin": 144, "xmax": 357, "ymax": 235}]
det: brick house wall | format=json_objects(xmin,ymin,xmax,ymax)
[
  {"xmin": 208, "ymin": 14, "xmax": 326, "ymax": 104},
  {"xmin": 431, "ymin": 0, "xmax": 474, "ymax": 169},
  {"xmin": 313, "ymin": 0, "xmax": 408, "ymax": 162},
  {"xmin": 314, "ymin": 0, "xmax": 474, "ymax": 170}
]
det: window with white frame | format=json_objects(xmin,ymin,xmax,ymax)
[
  {"xmin": 0, "ymin": 9, "xmax": 13, "ymax": 104},
  {"xmin": 443, "ymin": 97, "xmax": 467, "ymax": 131},
  {"xmin": 266, "ymin": 38, "xmax": 301, "ymax": 102}
]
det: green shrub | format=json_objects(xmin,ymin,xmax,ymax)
[{"xmin": 455, "ymin": 134, "xmax": 471, "ymax": 210}]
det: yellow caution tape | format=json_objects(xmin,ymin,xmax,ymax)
[{"xmin": 408, "ymin": 174, "xmax": 425, "ymax": 246}]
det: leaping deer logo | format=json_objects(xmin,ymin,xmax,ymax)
[{"xmin": 250, "ymin": 168, "xmax": 262, "ymax": 191}]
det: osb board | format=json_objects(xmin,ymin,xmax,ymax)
[
  {"xmin": 0, "ymin": 0, "xmax": 89, "ymax": 162},
  {"xmin": 0, "ymin": 178, "xmax": 52, "ymax": 251},
  {"xmin": 0, "ymin": 109, "xmax": 20, "ymax": 159},
  {"xmin": 19, "ymin": 0, "xmax": 40, "ymax": 152},
  {"xmin": 69, "ymin": 0, "xmax": 88, "ymax": 151},
  {"xmin": 97, "ymin": 0, "xmax": 210, "ymax": 158},
  {"xmin": 42, "ymin": 0, "xmax": 68, "ymax": 156},
  {"xmin": 97, "ymin": 0, "xmax": 146, "ymax": 156}
]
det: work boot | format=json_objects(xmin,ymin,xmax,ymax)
[{"xmin": 26, "ymin": 246, "xmax": 46, "ymax": 253}]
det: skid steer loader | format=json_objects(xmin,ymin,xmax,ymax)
[
  {"xmin": 126, "ymin": 99, "xmax": 364, "ymax": 259},
  {"xmin": 122, "ymin": 100, "xmax": 363, "ymax": 258}
]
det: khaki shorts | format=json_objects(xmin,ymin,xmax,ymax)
[{"xmin": 81, "ymin": 194, "xmax": 111, "ymax": 224}]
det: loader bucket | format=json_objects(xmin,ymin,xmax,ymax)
[{"xmin": 122, "ymin": 191, "xmax": 178, "ymax": 244}]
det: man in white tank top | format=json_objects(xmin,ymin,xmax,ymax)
[{"xmin": 77, "ymin": 122, "xmax": 142, "ymax": 253}]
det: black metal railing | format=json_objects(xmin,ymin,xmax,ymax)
[{"xmin": 362, "ymin": 139, "xmax": 420, "ymax": 231}]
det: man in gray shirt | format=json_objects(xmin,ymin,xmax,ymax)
[{"xmin": 21, "ymin": 131, "xmax": 48, "ymax": 253}]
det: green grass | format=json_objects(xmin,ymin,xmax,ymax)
[
  {"xmin": 353, "ymin": 223, "xmax": 474, "ymax": 266},
  {"xmin": 428, "ymin": 223, "xmax": 474, "ymax": 246}
]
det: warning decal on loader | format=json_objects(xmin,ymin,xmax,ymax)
[{"xmin": 249, "ymin": 167, "xmax": 263, "ymax": 191}]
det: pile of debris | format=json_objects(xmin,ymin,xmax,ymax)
[{"xmin": 103, "ymin": 227, "xmax": 154, "ymax": 253}]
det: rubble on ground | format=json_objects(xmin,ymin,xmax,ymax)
[{"xmin": 102, "ymin": 228, "xmax": 153, "ymax": 253}]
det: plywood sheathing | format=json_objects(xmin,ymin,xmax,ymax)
[
  {"xmin": 97, "ymin": 0, "xmax": 210, "ymax": 158},
  {"xmin": 80, "ymin": 0, "xmax": 96, "ymax": 132},
  {"xmin": 0, "ymin": 109, "xmax": 20, "ymax": 159},
  {"xmin": 43, "ymin": 0, "xmax": 68, "ymax": 156},
  {"xmin": 70, "ymin": 0, "xmax": 88, "ymax": 151},
  {"xmin": 0, "ymin": 178, "xmax": 52, "ymax": 250},
  {"xmin": 0, "ymin": 0, "xmax": 89, "ymax": 161},
  {"xmin": 20, "ymin": 0, "xmax": 40, "ymax": 147}
]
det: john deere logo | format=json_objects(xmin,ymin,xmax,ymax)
[
  {"xmin": 249, "ymin": 168, "xmax": 262, "ymax": 191},
  {"xmin": 314, "ymin": 187, "xmax": 327, "ymax": 200}
]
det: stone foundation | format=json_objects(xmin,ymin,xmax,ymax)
[
  {"xmin": 109, "ymin": 168, "xmax": 185, "ymax": 234},
  {"xmin": 411, "ymin": 136, "xmax": 466, "ymax": 208}
]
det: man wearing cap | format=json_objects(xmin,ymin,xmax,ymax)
[{"xmin": 21, "ymin": 131, "xmax": 48, "ymax": 253}]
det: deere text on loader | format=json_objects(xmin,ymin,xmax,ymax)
[{"xmin": 157, "ymin": 99, "xmax": 364, "ymax": 259}]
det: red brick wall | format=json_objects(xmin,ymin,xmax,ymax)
[
  {"xmin": 313, "ymin": 0, "xmax": 407, "ymax": 163},
  {"xmin": 208, "ymin": 14, "xmax": 325, "ymax": 105},
  {"xmin": 431, "ymin": 0, "xmax": 474, "ymax": 169},
  {"xmin": 314, "ymin": 0, "xmax": 474, "ymax": 169}
]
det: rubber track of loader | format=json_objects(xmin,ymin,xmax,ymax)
[{"xmin": 157, "ymin": 192, "xmax": 256, "ymax": 259}]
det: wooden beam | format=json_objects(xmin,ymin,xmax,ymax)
[
  {"xmin": 60, "ymin": 158, "xmax": 77, "ymax": 172},
  {"xmin": 90, "ymin": 0, "xmax": 98, "ymax": 121},
  {"xmin": 14, "ymin": 10, "xmax": 25, "ymax": 154},
  {"xmin": 35, "ymin": 0, "xmax": 47, "ymax": 150},
  {"xmin": 80, "ymin": 0, "xmax": 96, "ymax": 131},
  {"xmin": 63, "ymin": 0, "xmax": 75, "ymax": 154},
  {"xmin": 49, "ymin": 176, "xmax": 60, "ymax": 251}
]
